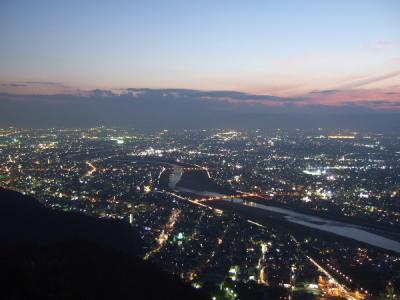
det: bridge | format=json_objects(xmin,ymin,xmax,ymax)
[{"xmin": 195, "ymin": 193, "xmax": 270, "ymax": 202}]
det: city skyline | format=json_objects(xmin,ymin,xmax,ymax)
[{"xmin": 1, "ymin": 127, "xmax": 399, "ymax": 299}]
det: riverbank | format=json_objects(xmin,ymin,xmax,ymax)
[{"xmin": 208, "ymin": 200, "xmax": 400, "ymax": 255}]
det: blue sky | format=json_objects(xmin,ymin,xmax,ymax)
[{"xmin": 0, "ymin": 0, "xmax": 399, "ymax": 106}]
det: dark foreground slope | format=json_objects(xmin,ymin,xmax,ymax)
[
  {"xmin": 0, "ymin": 188, "xmax": 205, "ymax": 300},
  {"xmin": 0, "ymin": 188, "xmax": 142, "ymax": 255},
  {"xmin": 0, "ymin": 242, "xmax": 205, "ymax": 300},
  {"xmin": 176, "ymin": 169, "xmax": 233, "ymax": 194}
]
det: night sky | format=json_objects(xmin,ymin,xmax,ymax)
[{"xmin": 1, "ymin": 0, "xmax": 399, "ymax": 128}]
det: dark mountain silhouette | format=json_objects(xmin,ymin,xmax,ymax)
[
  {"xmin": 0, "ymin": 188, "xmax": 206, "ymax": 300},
  {"xmin": 0, "ymin": 188, "xmax": 142, "ymax": 255}
]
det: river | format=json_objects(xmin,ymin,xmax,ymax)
[
  {"xmin": 232, "ymin": 199, "xmax": 400, "ymax": 253},
  {"xmin": 166, "ymin": 164, "xmax": 400, "ymax": 253}
]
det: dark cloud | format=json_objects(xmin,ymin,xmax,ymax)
[
  {"xmin": 118, "ymin": 88, "xmax": 304, "ymax": 102},
  {"xmin": 0, "ymin": 81, "xmax": 72, "ymax": 89},
  {"xmin": 343, "ymin": 100, "xmax": 400, "ymax": 106},
  {"xmin": 308, "ymin": 71, "xmax": 400, "ymax": 96},
  {"xmin": 318, "ymin": 70, "xmax": 400, "ymax": 93},
  {"xmin": 0, "ymin": 89, "xmax": 399, "ymax": 131},
  {"xmin": 309, "ymin": 89, "xmax": 339, "ymax": 94},
  {"xmin": 24, "ymin": 81, "xmax": 68, "ymax": 87},
  {"xmin": 90, "ymin": 89, "xmax": 116, "ymax": 97},
  {"xmin": 1, "ymin": 83, "xmax": 28, "ymax": 87}
]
